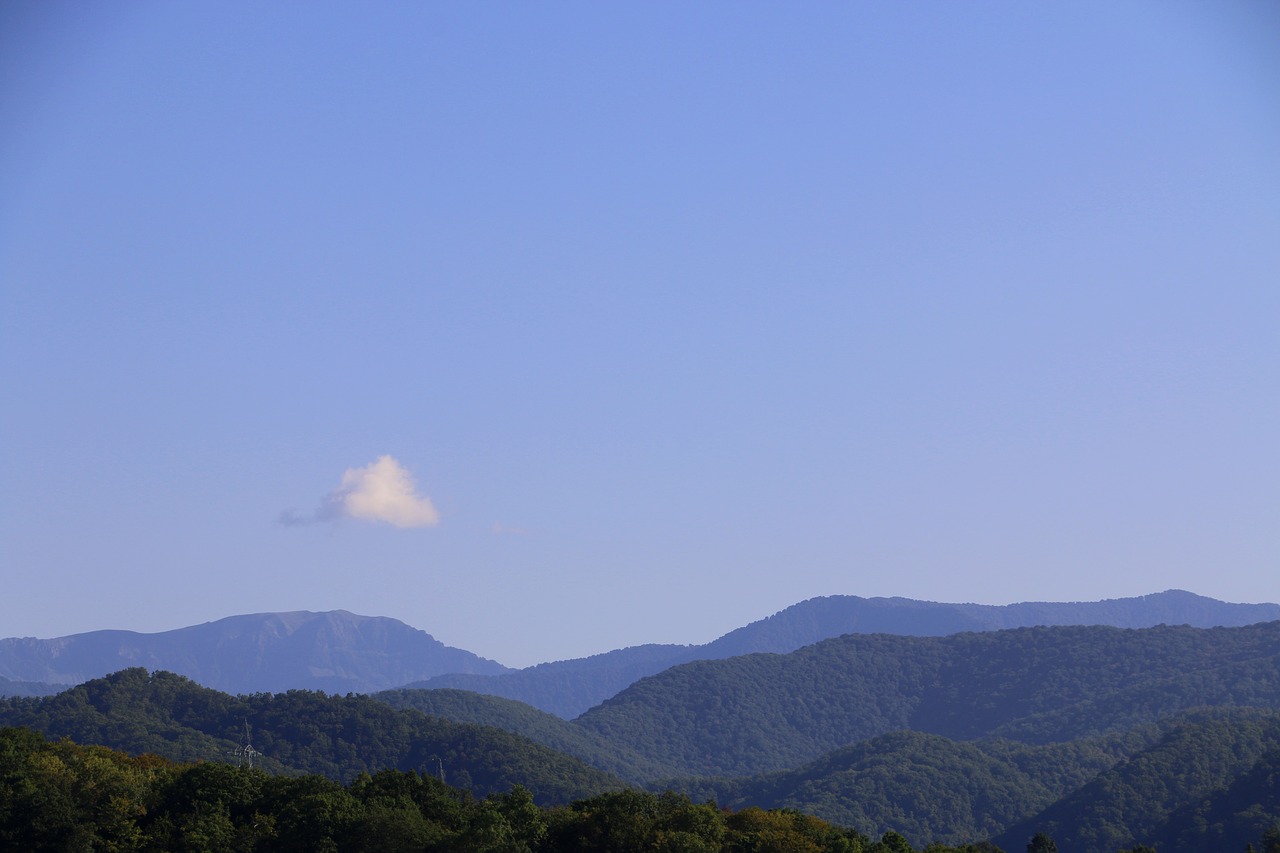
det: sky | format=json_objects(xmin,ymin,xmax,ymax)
[{"xmin": 1, "ymin": 2, "xmax": 1278, "ymax": 668}]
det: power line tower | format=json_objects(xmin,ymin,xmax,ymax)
[{"xmin": 232, "ymin": 718, "xmax": 260, "ymax": 769}]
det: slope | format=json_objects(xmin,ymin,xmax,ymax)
[
  {"xmin": 993, "ymin": 710, "xmax": 1280, "ymax": 853},
  {"xmin": 0, "ymin": 668, "xmax": 621, "ymax": 805},
  {"xmin": 673, "ymin": 710, "xmax": 1280, "ymax": 850},
  {"xmin": 374, "ymin": 687, "xmax": 684, "ymax": 783},
  {"xmin": 574, "ymin": 621, "xmax": 1280, "ymax": 777}
]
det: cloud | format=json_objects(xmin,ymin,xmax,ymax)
[{"xmin": 281, "ymin": 455, "xmax": 440, "ymax": 528}]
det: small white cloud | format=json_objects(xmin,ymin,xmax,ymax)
[{"xmin": 282, "ymin": 455, "xmax": 440, "ymax": 529}]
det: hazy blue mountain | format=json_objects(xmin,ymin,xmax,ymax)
[
  {"xmin": 701, "ymin": 588, "xmax": 1280, "ymax": 657},
  {"xmin": 413, "ymin": 643, "xmax": 702, "ymax": 719},
  {"xmin": 0, "ymin": 610, "xmax": 508, "ymax": 695},
  {"xmin": 418, "ymin": 590, "xmax": 1280, "ymax": 717},
  {"xmin": 2, "ymin": 590, "xmax": 1274, "ymax": 711},
  {"xmin": 0, "ymin": 675, "xmax": 65, "ymax": 698}
]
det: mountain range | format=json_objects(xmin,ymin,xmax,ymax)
[
  {"xmin": 2, "ymin": 590, "xmax": 1277, "ymax": 712},
  {"xmin": 6, "ymin": 615, "xmax": 1280, "ymax": 851},
  {"xmin": 415, "ymin": 588, "xmax": 1280, "ymax": 716}
]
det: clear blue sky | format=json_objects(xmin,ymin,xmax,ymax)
[{"xmin": 2, "ymin": 2, "xmax": 1277, "ymax": 668}]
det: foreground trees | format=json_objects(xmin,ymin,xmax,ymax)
[
  {"xmin": 2, "ymin": 726, "xmax": 1006, "ymax": 852},
  {"xmin": 7, "ymin": 727, "xmax": 1279, "ymax": 852}
]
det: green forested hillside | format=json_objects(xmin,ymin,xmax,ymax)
[
  {"xmin": 1148, "ymin": 741, "xmax": 1280, "ymax": 852},
  {"xmin": 6, "ymin": 723, "xmax": 1280, "ymax": 852},
  {"xmin": 3, "ymin": 727, "xmax": 999, "ymax": 852},
  {"xmin": 992, "ymin": 710, "xmax": 1280, "ymax": 852},
  {"xmin": 670, "ymin": 710, "xmax": 1280, "ymax": 850},
  {"xmin": 576, "ymin": 622, "xmax": 1280, "ymax": 777},
  {"xmin": 672, "ymin": 730, "xmax": 1130, "ymax": 846},
  {"xmin": 0, "ymin": 669, "xmax": 622, "ymax": 805},
  {"xmin": 375, "ymin": 688, "xmax": 683, "ymax": 783}
]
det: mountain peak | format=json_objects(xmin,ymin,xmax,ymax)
[{"xmin": 0, "ymin": 610, "xmax": 508, "ymax": 694}]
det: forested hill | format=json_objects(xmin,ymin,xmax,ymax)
[
  {"xmin": 0, "ymin": 668, "xmax": 620, "ymax": 805},
  {"xmin": 416, "ymin": 589, "xmax": 1280, "ymax": 717},
  {"xmin": 574, "ymin": 620, "xmax": 1280, "ymax": 777},
  {"xmin": 0, "ymin": 610, "xmax": 508, "ymax": 695},
  {"xmin": 993, "ymin": 710, "xmax": 1280, "ymax": 853},
  {"xmin": 375, "ymin": 687, "xmax": 685, "ymax": 783},
  {"xmin": 672, "ymin": 709, "xmax": 1280, "ymax": 852}
]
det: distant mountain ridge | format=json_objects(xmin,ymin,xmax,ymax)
[
  {"xmin": 0, "ymin": 610, "xmax": 507, "ymax": 695},
  {"xmin": 701, "ymin": 588, "xmax": 1280, "ymax": 656},
  {"xmin": 418, "ymin": 589, "xmax": 1280, "ymax": 717},
  {"xmin": 1, "ymin": 590, "xmax": 1276, "ymax": 708}
]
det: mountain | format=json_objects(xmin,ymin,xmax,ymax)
[
  {"xmin": 0, "ymin": 610, "xmax": 508, "ymax": 695},
  {"xmin": 992, "ymin": 710, "xmax": 1280, "ymax": 852},
  {"xmin": 573, "ymin": 621, "xmax": 1280, "ymax": 777},
  {"xmin": 5, "ymin": 584, "xmax": 1274, "ymax": 712},
  {"xmin": 375, "ymin": 687, "xmax": 686, "ymax": 783},
  {"xmin": 413, "ymin": 643, "xmax": 702, "ymax": 719},
  {"xmin": 0, "ymin": 668, "xmax": 621, "ymax": 805},
  {"xmin": 2, "ymin": 590, "xmax": 1275, "ymax": 712},
  {"xmin": 673, "ymin": 709, "xmax": 1280, "ymax": 851},
  {"xmin": 701, "ymin": 588, "xmax": 1280, "ymax": 657},
  {"xmin": 0, "ymin": 675, "xmax": 64, "ymax": 698},
  {"xmin": 416, "ymin": 590, "xmax": 1280, "ymax": 718},
  {"xmin": 1147, "ymin": 738, "xmax": 1280, "ymax": 852},
  {"xmin": 675, "ymin": 727, "xmax": 1144, "ymax": 847}
]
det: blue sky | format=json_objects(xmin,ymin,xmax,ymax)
[{"xmin": 2, "ymin": 2, "xmax": 1278, "ymax": 668}]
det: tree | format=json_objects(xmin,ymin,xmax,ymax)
[{"xmin": 1026, "ymin": 833, "xmax": 1057, "ymax": 853}]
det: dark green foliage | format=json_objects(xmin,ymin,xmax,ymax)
[
  {"xmin": 1024, "ymin": 833, "xmax": 1056, "ymax": 853},
  {"xmin": 576, "ymin": 622, "xmax": 1280, "ymax": 777},
  {"xmin": 674, "ymin": 730, "xmax": 1127, "ymax": 847},
  {"xmin": 666, "ymin": 710, "xmax": 1280, "ymax": 851},
  {"xmin": 993, "ymin": 710, "xmax": 1280, "ymax": 853},
  {"xmin": 376, "ymin": 687, "xmax": 683, "ymax": 782},
  {"xmin": 0, "ymin": 669, "xmax": 623, "ymax": 805},
  {"xmin": 1144, "ymin": 744, "xmax": 1280, "ymax": 852},
  {"xmin": 0, "ymin": 731, "xmax": 881, "ymax": 852}
]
